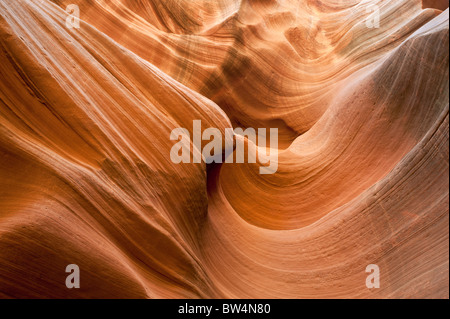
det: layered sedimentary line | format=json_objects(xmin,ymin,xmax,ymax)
[
  {"xmin": 0, "ymin": 0, "xmax": 233, "ymax": 298},
  {"xmin": 216, "ymin": 7, "xmax": 449, "ymax": 230},
  {"xmin": 0, "ymin": 0, "xmax": 449, "ymax": 299},
  {"xmin": 423, "ymin": 0, "xmax": 449, "ymax": 11},
  {"xmin": 49, "ymin": 0, "xmax": 444, "ymax": 145},
  {"xmin": 201, "ymin": 9, "xmax": 449, "ymax": 298}
]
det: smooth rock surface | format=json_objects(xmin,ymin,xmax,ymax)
[{"xmin": 0, "ymin": 0, "xmax": 448, "ymax": 298}]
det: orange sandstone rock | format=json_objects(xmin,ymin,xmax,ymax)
[{"xmin": 0, "ymin": 0, "xmax": 448, "ymax": 299}]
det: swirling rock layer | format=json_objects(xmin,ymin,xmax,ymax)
[{"xmin": 0, "ymin": 0, "xmax": 448, "ymax": 298}]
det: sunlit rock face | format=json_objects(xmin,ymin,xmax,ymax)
[{"xmin": 0, "ymin": 0, "xmax": 448, "ymax": 299}]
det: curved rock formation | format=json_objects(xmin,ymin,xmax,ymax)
[{"xmin": 0, "ymin": 0, "xmax": 448, "ymax": 298}]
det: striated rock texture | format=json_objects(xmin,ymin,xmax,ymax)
[{"xmin": 0, "ymin": 0, "xmax": 448, "ymax": 298}]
